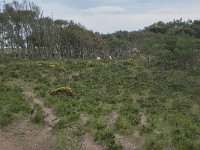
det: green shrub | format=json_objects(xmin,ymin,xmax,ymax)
[
  {"xmin": 0, "ymin": 84, "xmax": 30, "ymax": 128},
  {"xmin": 94, "ymin": 130, "xmax": 123, "ymax": 150},
  {"xmin": 0, "ymin": 113, "xmax": 13, "ymax": 128},
  {"xmin": 31, "ymin": 105, "xmax": 44, "ymax": 124}
]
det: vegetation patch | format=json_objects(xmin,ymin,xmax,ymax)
[
  {"xmin": 31, "ymin": 104, "xmax": 45, "ymax": 124},
  {"xmin": 0, "ymin": 84, "xmax": 30, "ymax": 128},
  {"xmin": 86, "ymin": 60, "xmax": 96, "ymax": 67},
  {"xmin": 36, "ymin": 61, "xmax": 46, "ymax": 66},
  {"xmin": 48, "ymin": 86, "xmax": 75, "ymax": 96}
]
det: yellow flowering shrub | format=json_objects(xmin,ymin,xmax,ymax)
[
  {"xmin": 60, "ymin": 66, "xmax": 67, "ymax": 71},
  {"xmin": 48, "ymin": 86, "xmax": 74, "ymax": 96},
  {"xmin": 49, "ymin": 64, "xmax": 56, "ymax": 69},
  {"xmin": 36, "ymin": 61, "xmax": 45, "ymax": 66},
  {"xmin": 122, "ymin": 59, "xmax": 135, "ymax": 66},
  {"xmin": 86, "ymin": 60, "xmax": 96, "ymax": 67}
]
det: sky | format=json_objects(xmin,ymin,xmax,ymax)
[{"xmin": 2, "ymin": 0, "xmax": 200, "ymax": 33}]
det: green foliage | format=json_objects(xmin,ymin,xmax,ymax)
[
  {"xmin": 1, "ymin": 59, "xmax": 200, "ymax": 149},
  {"xmin": 120, "ymin": 103, "xmax": 140, "ymax": 125},
  {"xmin": 122, "ymin": 59, "xmax": 135, "ymax": 66},
  {"xmin": 143, "ymin": 134, "xmax": 166, "ymax": 150},
  {"xmin": 114, "ymin": 116, "xmax": 131, "ymax": 131},
  {"xmin": 86, "ymin": 60, "xmax": 96, "ymax": 67},
  {"xmin": 2, "ymin": 5, "xmax": 200, "ymax": 149},
  {"xmin": 141, "ymin": 32, "xmax": 200, "ymax": 70},
  {"xmin": 94, "ymin": 130, "xmax": 123, "ymax": 150},
  {"xmin": 89, "ymin": 117, "xmax": 107, "ymax": 130},
  {"xmin": 31, "ymin": 105, "xmax": 44, "ymax": 124},
  {"xmin": 0, "ymin": 113, "xmax": 13, "ymax": 128},
  {"xmin": 139, "ymin": 124, "xmax": 154, "ymax": 134},
  {"xmin": 0, "ymin": 83, "xmax": 30, "ymax": 128}
]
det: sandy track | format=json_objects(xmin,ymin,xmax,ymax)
[{"xmin": 0, "ymin": 89, "xmax": 59, "ymax": 150}]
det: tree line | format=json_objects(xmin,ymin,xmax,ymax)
[
  {"xmin": 0, "ymin": 0, "xmax": 143, "ymax": 59},
  {"xmin": 1, "ymin": 0, "xmax": 200, "ymax": 65},
  {"xmin": 141, "ymin": 19, "xmax": 200, "ymax": 70}
]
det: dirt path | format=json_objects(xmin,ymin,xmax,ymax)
[
  {"xmin": 105, "ymin": 111, "xmax": 138, "ymax": 150},
  {"xmin": 139, "ymin": 111, "xmax": 147, "ymax": 126},
  {"xmin": 0, "ymin": 118, "xmax": 53, "ymax": 150},
  {"xmin": 0, "ymin": 89, "xmax": 59, "ymax": 150},
  {"xmin": 80, "ymin": 113, "xmax": 90, "ymax": 124},
  {"xmin": 107, "ymin": 111, "xmax": 118, "ymax": 128},
  {"xmin": 22, "ymin": 90, "xmax": 59, "ymax": 127},
  {"xmin": 115, "ymin": 111, "xmax": 147, "ymax": 150},
  {"xmin": 115, "ymin": 134, "xmax": 138, "ymax": 150},
  {"xmin": 82, "ymin": 133, "xmax": 103, "ymax": 150},
  {"xmin": 80, "ymin": 114, "xmax": 103, "ymax": 150}
]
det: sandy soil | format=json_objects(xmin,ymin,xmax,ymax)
[{"xmin": 0, "ymin": 89, "xmax": 59, "ymax": 150}]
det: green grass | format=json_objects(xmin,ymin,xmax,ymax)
[
  {"xmin": 31, "ymin": 104, "xmax": 45, "ymax": 124},
  {"xmin": 1, "ymin": 59, "xmax": 200, "ymax": 149},
  {"xmin": 0, "ymin": 83, "xmax": 30, "ymax": 128}
]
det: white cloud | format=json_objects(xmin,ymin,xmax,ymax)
[
  {"xmin": 36, "ymin": 0, "xmax": 200, "ymax": 33},
  {"xmin": 70, "ymin": 10, "xmax": 200, "ymax": 33},
  {"xmin": 83, "ymin": 6, "xmax": 125, "ymax": 14}
]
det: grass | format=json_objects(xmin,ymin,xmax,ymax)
[
  {"xmin": 1, "ymin": 58, "xmax": 200, "ymax": 149},
  {"xmin": 31, "ymin": 104, "xmax": 45, "ymax": 124},
  {"xmin": 0, "ymin": 83, "xmax": 30, "ymax": 128}
]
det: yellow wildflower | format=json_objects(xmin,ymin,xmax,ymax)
[
  {"xmin": 49, "ymin": 64, "xmax": 56, "ymax": 69},
  {"xmin": 48, "ymin": 86, "xmax": 74, "ymax": 96},
  {"xmin": 86, "ymin": 60, "xmax": 96, "ymax": 67}
]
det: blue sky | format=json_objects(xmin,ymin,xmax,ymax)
[{"xmin": 3, "ymin": 0, "xmax": 200, "ymax": 33}]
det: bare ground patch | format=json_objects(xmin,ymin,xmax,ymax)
[
  {"xmin": 22, "ymin": 90, "xmax": 59, "ymax": 127},
  {"xmin": 115, "ymin": 134, "xmax": 138, "ymax": 150},
  {"xmin": 80, "ymin": 113, "xmax": 90, "ymax": 124},
  {"xmin": 0, "ymin": 119, "xmax": 53, "ymax": 150},
  {"xmin": 106, "ymin": 110, "xmax": 141, "ymax": 150},
  {"xmin": 107, "ymin": 111, "xmax": 118, "ymax": 128},
  {"xmin": 0, "ymin": 87, "xmax": 59, "ymax": 150},
  {"xmin": 81, "ymin": 133, "xmax": 103, "ymax": 150},
  {"xmin": 139, "ymin": 111, "xmax": 147, "ymax": 126}
]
